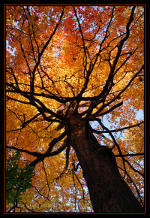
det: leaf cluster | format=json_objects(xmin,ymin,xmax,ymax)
[{"xmin": 6, "ymin": 151, "xmax": 34, "ymax": 204}]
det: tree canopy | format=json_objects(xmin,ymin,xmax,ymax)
[{"xmin": 5, "ymin": 5, "xmax": 144, "ymax": 212}]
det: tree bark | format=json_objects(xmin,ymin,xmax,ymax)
[{"xmin": 68, "ymin": 113, "xmax": 144, "ymax": 213}]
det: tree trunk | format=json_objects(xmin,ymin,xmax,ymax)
[{"xmin": 68, "ymin": 113, "xmax": 144, "ymax": 213}]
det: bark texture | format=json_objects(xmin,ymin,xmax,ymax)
[{"xmin": 68, "ymin": 112, "xmax": 144, "ymax": 213}]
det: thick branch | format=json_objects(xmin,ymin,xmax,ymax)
[
  {"xmin": 6, "ymin": 146, "xmax": 41, "ymax": 157},
  {"xmin": 29, "ymin": 143, "xmax": 67, "ymax": 168},
  {"xmin": 45, "ymin": 131, "xmax": 67, "ymax": 155}
]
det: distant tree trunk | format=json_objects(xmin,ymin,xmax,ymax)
[{"xmin": 68, "ymin": 113, "xmax": 144, "ymax": 213}]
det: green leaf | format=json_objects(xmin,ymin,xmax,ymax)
[{"xmin": 6, "ymin": 151, "xmax": 34, "ymax": 205}]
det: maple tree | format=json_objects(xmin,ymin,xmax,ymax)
[{"xmin": 5, "ymin": 5, "xmax": 144, "ymax": 213}]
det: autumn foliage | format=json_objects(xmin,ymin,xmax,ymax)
[{"xmin": 5, "ymin": 5, "xmax": 144, "ymax": 213}]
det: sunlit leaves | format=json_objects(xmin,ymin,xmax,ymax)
[{"xmin": 6, "ymin": 5, "xmax": 144, "ymax": 212}]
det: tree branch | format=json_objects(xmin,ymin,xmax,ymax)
[
  {"xmin": 6, "ymin": 82, "xmax": 76, "ymax": 103},
  {"xmin": 21, "ymin": 113, "xmax": 41, "ymax": 128},
  {"xmin": 93, "ymin": 101, "xmax": 123, "ymax": 118},
  {"xmin": 91, "ymin": 121, "xmax": 144, "ymax": 134},
  {"xmin": 115, "ymin": 153, "xmax": 144, "ymax": 158},
  {"xmin": 45, "ymin": 131, "xmax": 67, "ymax": 155},
  {"xmin": 104, "ymin": 64, "xmax": 144, "ymax": 108},
  {"xmin": 6, "ymin": 146, "xmax": 42, "ymax": 157},
  {"xmin": 30, "ymin": 8, "xmax": 64, "ymax": 94},
  {"xmin": 73, "ymin": 6, "xmax": 88, "ymax": 77},
  {"xmin": 80, "ymin": 6, "xmax": 136, "ymax": 118}
]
